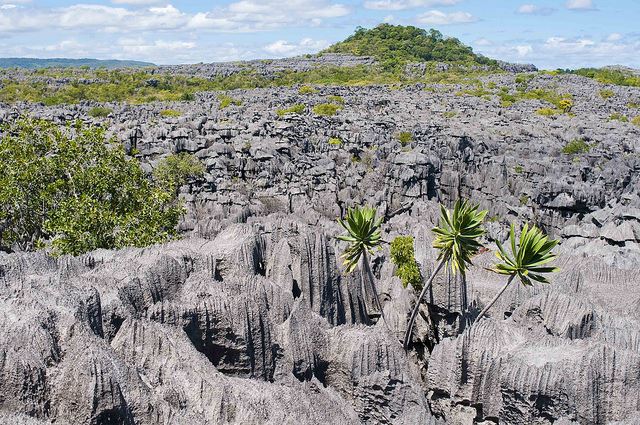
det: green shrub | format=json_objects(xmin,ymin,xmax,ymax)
[
  {"xmin": 599, "ymin": 89, "xmax": 615, "ymax": 100},
  {"xmin": 0, "ymin": 118, "xmax": 187, "ymax": 255},
  {"xmin": 536, "ymin": 108, "xmax": 558, "ymax": 117},
  {"xmin": 558, "ymin": 98, "xmax": 573, "ymax": 113},
  {"xmin": 562, "ymin": 138, "xmax": 593, "ymax": 155},
  {"xmin": 519, "ymin": 194, "xmax": 529, "ymax": 206},
  {"xmin": 87, "ymin": 106, "xmax": 113, "ymax": 118},
  {"xmin": 160, "ymin": 109, "xmax": 182, "ymax": 118},
  {"xmin": 514, "ymin": 165, "xmax": 524, "ymax": 174},
  {"xmin": 390, "ymin": 236, "xmax": 422, "ymax": 290},
  {"xmin": 396, "ymin": 131, "xmax": 414, "ymax": 145},
  {"xmin": 312, "ymin": 103, "xmax": 342, "ymax": 116},
  {"xmin": 632, "ymin": 116, "xmax": 640, "ymax": 127},
  {"xmin": 298, "ymin": 85, "xmax": 317, "ymax": 95},
  {"xmin": 153, "ymin": 153, "xmax": 205, "ymax": 193},
  {"xmin": 218, "ymin": 94, "xmax": 242, "ymax": 109},
  {"xmin": 328, "ymin": 137, "xmax": 342, "ymax": 146},
  {"xmin": 609, "ymin": 113, "xmax": 628, "ymax": 122},
  {"xmin": 276, "ymin": 104, "xmax": 306, "ymax": 117},
  {"xmin": 571, "ymin": 68, "xmax": 640, "ymax": 88},
  {"xmin": 443, "ymin": 111, "xmax": 457, "ymax": 118},
  {"xmin": 327, "ymin": 95, "xmax": 345, "ymax": 104},
  {"xmin": 629, "ymin": 102, "xmax": 640, "ymax": 109}
]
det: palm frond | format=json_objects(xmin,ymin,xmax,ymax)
[
  {"xmin": 491, "ymin": 223, "xmax": 560, "ymax": 286},
  {"xmin": 336, "ymin": 205, "xmax": 383, "ymax": 273},
  {"xmin": 432, "ymin": 199, "xmax": 487, "ymax": 276}
]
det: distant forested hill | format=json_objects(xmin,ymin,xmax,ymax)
[
  {"xmin": 323, "ymin": 24, "xmax": 496, "ymax": 69},
  {"xmin": 0, "ymin": 58, "xmax": 155, "ymax": 69}
]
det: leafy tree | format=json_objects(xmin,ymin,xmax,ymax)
[
  {"xmin": 390, "ymin": 236, "xmax": 422, "ymax": 290},
  {"xmin": 337, "ymin": 206, "xmax": 387, "ymax": 324},
  {"xmin": 403, "ymin": 200, "xmax": 487, "ymax": 349},
  {"xmin": 473, "ymin": 223, "xmax": 559, "ymax": 323},
  {"xmin": 0, "ymin": 118, "xmax": 194, "ymax": 255}
]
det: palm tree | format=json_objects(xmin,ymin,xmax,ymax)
[
  {"xmin": 403, "ymin": 200, "xmax": 487, "ymax": 350},
  {"xmin": 337, "ymin": 205, "xmax": 387, "ymax": 324},
  {"xmin": 473, "ymin": 223, "xmax": 559, "ymax": 323}
]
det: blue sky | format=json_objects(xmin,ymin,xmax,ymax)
[{"xmin": 0, "ymin": 0, "xmax": 638, "ymax": 69}]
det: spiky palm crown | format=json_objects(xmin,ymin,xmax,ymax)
[
  {"xmin": 493, "ymin": 223, "xmax": 560, "ymax": 286},
  {"xmin": 337, "ymin": 205, "xmax": 383, "ymax": 273},
  {"xmin": 432, "ymin": 200, "xmax": 487, "ymax": 275}
]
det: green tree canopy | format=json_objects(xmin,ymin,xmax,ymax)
[
  {"xmin": 0, "ymin": 118, "xmax": 202, "ymax": 255},
  {"xmin": 323, "ymin": 24, "xmax": 496, "ymax": 69}
]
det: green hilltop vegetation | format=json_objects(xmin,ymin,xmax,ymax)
[
  {"xmin": 0, "ymin": 58, "xmax": 155, "ymax": 69},
  {"xmin": 323, "ymin": 24, "xmax": 496, "ymax": 69},
  {"xmin": 559, "ymin": 67, "xmax": 640, "ymax": 88}
]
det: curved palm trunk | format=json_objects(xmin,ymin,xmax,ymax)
[
  {"xmin": 361, "ymin": 251, "xmax": 388, "ymax": 328},
  {"xmin": 473, "ymin": 274, "xmax": 516, "ymax": 324},
  {"xmin": 402, "ymin": 258, "xmax": 447, "ymax": 350}
]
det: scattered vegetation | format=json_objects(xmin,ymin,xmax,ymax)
[
  {"xmin": 324, "ymin": 24, "xmax": 496, "ymax": 70},
  {"xmin": 396, "ymin": 131, "xmax": 414, "ymax": 145},
  {"xmin": 567, "ymin": 67, "xmax": 640, "ymax": 88},
  {"xmin": 390, "ymin": 236, "xmax": 422, "ymax": 290},
  {"xmin": 514, "ymin": 165, "xmax": 524, "ymax": 174},
  {"xmin": 312, "ymin": 103, "xmax": 342, "ymax": 116},
  {"xmin": 599, "ymin": 89, "xmax": 615, "ymax": 100},
  {"xmin": 0, "ymin": 119, "xmax": 195, "ymax": 255},
  {"xmin": 562, "ymin": 138, "xmax": 594, "ymax": 155},
  {"xmin": 276, "ymin": 104, "xmax": 306, "ymax": 117},
  {"xmin": 160, "ymin": 109, "xmax": 182, "ymax": 118},
  {"xmin": 328, "ymin": 137, "xmax": 343, "ymax": 146},
  {"xmin": 609, "ymin": 113, "xmax": 628, "ymax": 122},
  {"xmin": 87, "ymin": 106, "xmax": 113, "ymax": 118},
  {"xmin": 632, "ymin": 116, "xmax": 640, "ymax": 127},
  {"xmin": 327, "ymin": 95, "xmax": 345, "ymax": 104},
  {"xmin": 298, "ymin": 85, "xmax": 317, "ymax": 95},
  {"xmin": 218, "ymin": 94, "xmax": 242, "ymax": 109},
  {"xmin": 519, "ymin": 194, "xmax": 529, "ymax": 206},
  {"xmin": 443, "ymin": 111, "xmax": 457, "ymax": 118},
  {"xmin": 536, "ymin": 108, "xmax": 559, "ymax": 117}
]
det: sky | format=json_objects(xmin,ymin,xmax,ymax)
[{"xmin": 0, "ymin": 0, "xmax": 638, "ymax": 69}]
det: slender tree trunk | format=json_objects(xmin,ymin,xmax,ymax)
[
  {"xmin": 403, "ymin": 257, "xmax": 447, "ymax": 350},
  {"xmin": 361, "ymin": 251, "xmax": 388, "ymax": 328},
  {"xmin": 473, "ymin": 274, "xmax": 516, "ymax": 324}
]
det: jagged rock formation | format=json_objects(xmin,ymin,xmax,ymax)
[{"xmin": 1, "ymin": 64, "xmax": 640, "ymax": 424}]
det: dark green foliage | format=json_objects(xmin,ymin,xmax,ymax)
[
  {"xmin": 562, "ymin": 138, "xmax": 593, "ymax": 155},
  {"xmin": 632, "ymin": 116, "xmax": 640, "ymax": 127},
  {"xmin": 312, "ymin": 103, "xmax": 342, "ymax": 116},
  {"xmin": 87, "ymin": 106, "xmax": 113, "ymax": 118},
  {"xmin": 432, "ymin": 200, "xmax": 487, "ymax": 275},
  {"xmin": 609, "ymin": 113, "xmax": 628, "ymax": 122},
  {"xmin": 337, "ymin": 206, "xmax": 383, "ymax": 273},
  {"xmin": 298, "ymin": 85, "xmax": 317, "ymax": 94},
  {"xmin": 324, "ymin": 24, "xmax": 495, "ymax": 70},
  {"xmin": 493, "ymin": 223, "xmax": 560, "ymax": 286},
  {"xmin": 0, "ymin": 118, "xmax": 188, "ymax": 255},
  {"xmin": 599, "ymin": 89, "xmax": 615, "ymax": 99},
  {"xmin": 390, "ymin": 236, "xmax": 422, "ymax": 290}
]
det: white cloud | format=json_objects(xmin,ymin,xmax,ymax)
[
  {"xmin": 416, "ymin": 10, "xmax": 476, "ymax": 25},
  {"xmin": 263, "ymin": 38, "xmax": 329, "ymax": 56},
  {"xmin": 517, "ymin": 4, "xmax": 555, "ymax": 15},
  {"xmin": 566, "ymin": 0, "xmax": 594, "ymax": 10},
  {"xmin": 606, "ymin": 33, "xmax": 622, "ymax": 41},
  {"xmin": 0, "ymin": 0, "xmax": 350, "ymax": 34},
  {"xmin": 474, "ymin": 38, "xmax": 492, "ymax": 46},
  {"xmin": 364, "ymin": 0, "xmax": 459, "ymax": 11},
  {"xmin": 111, "ymin": 0, "xmax": 164, "ymax": 4},
  {"xmin": 515, "ymin": 45, "xmax": 532, "ymax": 56}
]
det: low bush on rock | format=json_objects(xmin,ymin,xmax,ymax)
[
  {"xmin": 218, "ymin": 94, "xmax": 242, "ymax": 109},
  {"xmin": 87, "ymin": 106, "xmax": 113, "ymax": 118},
  {"xmin": 312, "ymin": 103, "xmax": 342, "ymax": 116},
  {"xmin": 390, "ymin": 236, "xmax": 422, "ymax": 290},
  {"xmin": 277, "ymin": 104, "xmax": 306, "ymax": 117},
  {"xmin": 160, "ymin": 109, "xmax": 182, "ymax": 118},
  {"xmin": 562, "ymin": 138, "xmax": 594, "ymax": 155}
]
